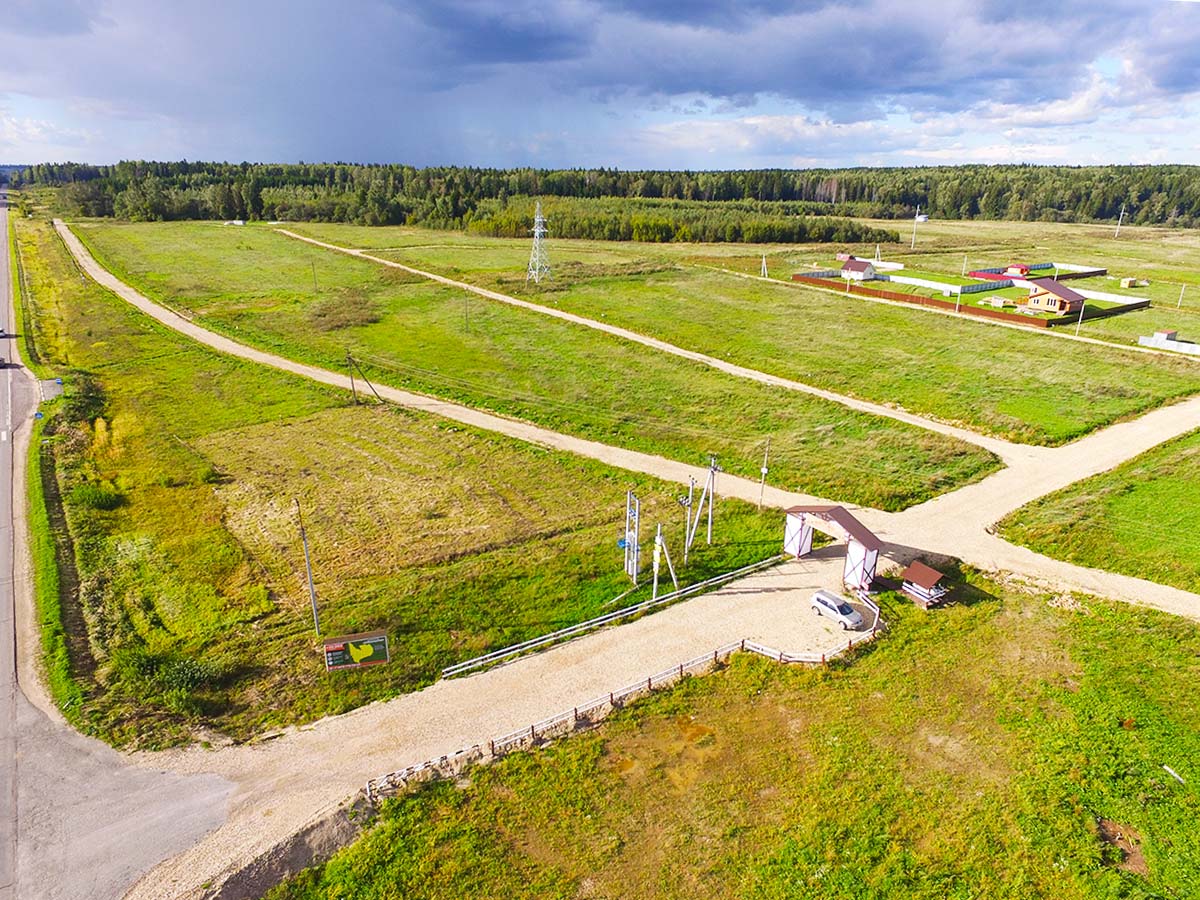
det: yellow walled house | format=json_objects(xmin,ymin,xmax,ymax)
[{"xmin": 1022, "ymin": 277, "xmax": 1085, "ymax": 315}]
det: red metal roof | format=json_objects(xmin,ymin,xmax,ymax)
[
  {"xmin": 900, "ymin": 560, "xmax": 944, "ymax": 590},
  {"xmin": 842, "ymin": 260, "xmax": 874, "ymax": 273},
  {"xmin": 785, "ymin": 505, "xmax": 882, "ymax": 551}
]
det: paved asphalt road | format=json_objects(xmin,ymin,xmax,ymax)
[{"xmin": 0, "ymin": 193, "xmax": 235, "ymax": 900}]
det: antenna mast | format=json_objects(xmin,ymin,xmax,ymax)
[{"xmin": 526, "ymin": 200, "xmax": 552, "ymax": 284}]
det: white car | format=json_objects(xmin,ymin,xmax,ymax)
[{"xmin": 811, "ymin": 590, "xmax": 863, "ymax": 630}]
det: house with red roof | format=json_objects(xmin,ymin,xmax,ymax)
[
  {"xmin": 1023, "ymin": 277, "xmax": 1085, "ymax": 315},
  {"xmin": 841, "ymin": 259, "xmax": 876, "ymax": 281}
]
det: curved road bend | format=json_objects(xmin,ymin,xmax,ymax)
[
  {"xmin": 1, "ymin": 196, "xmax": 234, "ymax": 900},
  {"xmin": 44, "ymin": 217, "xmax": 1200, "ymax": 898}
]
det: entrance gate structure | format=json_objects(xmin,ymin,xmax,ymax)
[{"xmin": 783, "ymin": 505, "xmax": 882, "ymax": 592}]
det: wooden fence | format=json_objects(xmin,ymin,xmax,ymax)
[{"xmin": 365, "ymin": 597, "xmax": 883, "ymax": 804}]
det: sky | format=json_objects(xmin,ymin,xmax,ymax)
[{"xmin": 2, "ymin": 0, "xmax": 1199, "ymax": 169}]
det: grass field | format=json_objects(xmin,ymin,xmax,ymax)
[
  {"xmin": 266, "ymin": 577, "xmax": 1200, "ymax": 899},
  {"xmin": 280, "ymin": 222, "xmax": 1200, "ymax": 445},
  {"xmin": 15, "ymin": 215, "xmax": 784, "ymax": 746},
  {"xmin": 999, "ymin": 429, "xmax": 1200, "ymax": 594},
  {"xmin": 69, "ymin": 220, "xmax": 999, "ymax": 511}
]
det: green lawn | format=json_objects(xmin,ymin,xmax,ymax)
[
  {"xmin": 283, "ymin": 222, "xmax": 1200, "ymax": 445},
  {"xmin": 69, "ymin": 220, "xmax": 999, "ymax": 511},
  {"xmin": 16, "ymin": 215, "xmax": 784, "ymax": 746},
  {"xmin": 266, "ymin": 576, "xmax": 1200, "ymax": 899},
  {"xmin": 1000, "ymin": 429, "xmax": 1200, "ymax": 593}
]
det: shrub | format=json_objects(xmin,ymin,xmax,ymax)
[{"xmin": 70, "ymin": 482, "xmax": 124, "ymax": 510}]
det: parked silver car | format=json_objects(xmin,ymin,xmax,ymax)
[{"xmin": 811, "ymin": 590, "xmax": 863, "ymax": 630}]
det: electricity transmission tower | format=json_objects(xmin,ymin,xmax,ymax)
[{"xmin": 526, "ymin": 200, "xmax": 551, "ymax": 284}]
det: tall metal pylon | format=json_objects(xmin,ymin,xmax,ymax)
[{"xmin": 526, "ymin": 200, "xmax": 551, "ymax": 284}]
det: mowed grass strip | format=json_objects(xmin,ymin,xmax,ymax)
[
  {"xmin": 999, "ymin": 429, "xmax": 1200, "ymax": 593},
  {"xmin": 266, "ymin": 580, "xmax": 1200, "ymax": 900},
  {"xmin": 17, "ymin": 216, "xmax": 783, "ymax": 746},
  {"xmin": 71, "ymin": 220, "xmax": 998, "ymax": 510}
]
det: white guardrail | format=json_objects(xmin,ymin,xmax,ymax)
[
  {"xmin": 365, "ymin": 593, "xmax": 883, "ymax": 803},
  {"xmin": 441, "ymin": 556, "xmax": 786, "ymax": 678}
]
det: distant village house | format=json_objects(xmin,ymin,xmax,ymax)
[{"xmin": 841, "ymin": 259, "xmax": 876, "ymax": 281}]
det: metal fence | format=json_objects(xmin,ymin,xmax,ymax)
[
  {"xmin": 441, "ymin": 556, "xmax": 786, "ymax": 678},
  {"xmin": 365, "ymin": 595, "xmax": 884, "ymax": 804}
]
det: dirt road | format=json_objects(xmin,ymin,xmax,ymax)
[{"xmin": 38, "ymin": 219, "xmax": 1200, "ymax": 898}]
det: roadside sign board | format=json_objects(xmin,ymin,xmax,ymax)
[{"xmin": 323, "ymin": 630, "xmax": 389, "ymax": 671}]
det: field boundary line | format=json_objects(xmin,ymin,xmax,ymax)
[
  {"xmin": 368, "ymin": 596, "xmax": 884, "ymax": 804},
  {"xmin": 706, "ymin": 265, "xmax": 1185, "ymax": 359},
  {"xmin": 275, "ymin": 229, "xmax": 1019, "ymax": 461}
]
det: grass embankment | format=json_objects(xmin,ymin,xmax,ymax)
[
  {"xmin": 70, "ymin": 220, "xmax": 998, "ymax": 510},
  {"xmin": 283, "ymin": 222, "xmax": 1200, "ymax": 446},
  {"xmin": 1000, "ymin": 429, "xmax": 1200, "ymax": 593},
  {"xmin": 266, "ymin": 579, "xmax": 1200, "ymax": 899},
  {"xmin": 14, "ymin": 215, "xmax": 784, "ymax": 747}
]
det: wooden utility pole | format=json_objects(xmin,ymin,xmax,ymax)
[
  {"xmin": 347, "ymin": 351, "xmax": 358, "ymax": 404},
  {"xmin": 1114, "ymin": 204, "xmax": 1126, "ymax": 239},
  {"xmin": 311, "ymin": 261, "xmax": 319, "ymax": 292}
]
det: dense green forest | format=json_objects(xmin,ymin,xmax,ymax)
[{"xmin": 15, "ymin": 161, "xmax": 1200, "ymax": 235}]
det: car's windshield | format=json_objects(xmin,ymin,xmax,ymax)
[{"xmin": 837, "ymin": 603, "xmax": 853, "ymax": 615}]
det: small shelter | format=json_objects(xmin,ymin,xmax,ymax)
[
  {"xmin": 1024, "ymin": 278, "xmax": 1085, "ymax": 314},
  {"xmin": 1004, "ymin": 264, "xmax": 1031, "ymax": 277},
  {"xmin": 900, "ymin": 561, "xmax": 949, "ymax": 609},
  {"xmin": 841, "ymin": 259, "xmax": 876, "ymax": 281},
  {"xmin": 784, "ymin": 505, "xmax": 881, "ymax": 592}
]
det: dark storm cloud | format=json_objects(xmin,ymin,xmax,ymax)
[{"xmin": 0, "ymin": 0, "xmax": 1197, "ymax": 165}]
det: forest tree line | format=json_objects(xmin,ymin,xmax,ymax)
[{"xmin": 13, "ymin": 160, "xmax": 1200, "ymax": 232}]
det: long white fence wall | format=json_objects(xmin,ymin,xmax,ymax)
[{"xmin": 878, "ymin": 274, "xmax": 961, "ymax": 295}]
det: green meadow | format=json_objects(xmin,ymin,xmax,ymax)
[
  {"xmin": 70, "ymin": 220, "xmax": 998, "ymax": 511},
  {"xmin": 15, "ymin": 215, "xmax": 782, "ymax": 746},
  {"xmin": 283, "ymin": 220, "xmax": 1200, "ymax": 445},
  {"xmin": 1000, "ymin": 429, "xmax": 1200, "ymax": 593}
]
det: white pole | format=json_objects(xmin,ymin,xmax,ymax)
[
  {"xmin": 1074, "ymin": 298, "xmax": 1087, "ymax": 337},
  {"xmin": 652, "ymin": 524, "xmax": 662, "ymax": 601},
  {"xmin": 911, "ymin": 205, "xmax": 919, "ymax": 250},
  {"xmin": 1115, "ymin": 203, "xmax": 1125, "ymax": 239},
  {"xmin": 661, "ymin": 533, "xmax": 679, "ymax": 592},
  {"xmin": 761, "ymin": 254, "xmax": 768, "ymax": 278},
  {"xmin": 1179, "ymin": 285, "xmax": 1186, "ymax": 309},
  {"xmin": 954, "ymin": 289, "xmax": 961, "ymax": 314},
  {"xmin": 757, "ymin": 438, "xmax": 770, "ymax": 509},
  {"xmin": 961, "ymin": 254, "xmax": 967, "ymax": 276},
  {"xmin": 706, "ymin": 461, "xmax": 716, "ymax": 546}
]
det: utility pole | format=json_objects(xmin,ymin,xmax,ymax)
[
  {"xmin": 311, "ymin": 261, "xmax": 319, "ymax": 293},
  {"xmin": 761, "ymin": 255, "xmax": 768, "ymax": 278},
  {"xmin": 1074, "ymin": 298, "xmax": 1087, "ymax": 337},
  {"xmin": 757, "ymin": 438, "xmax": 770, "ymax": 509},
  {"xmin": 1114, "ymin": 203, "xmax": 1126, "ymax": 239},
  {"xmin": 1179, "ymin": 285, "xmax": 1186, "ymax": 309},
  {"xmin": 347, "ymin": 351, "xmax": 358, "ymax": 404},
  {"xmin": 623, "ymin": 491, "xmax": 641, "ymax": 586},
  {"xmin": 678, "ymin": 478, "xmax": 695, "ymax": 565},
  {"xmin": 464, "ymin": 294, "xmax": 470, "ymax": 333},
  {"xmin": 911, "ymin": 205, "xmax": 920, "ymax": 250},
  {"xmin": 961, "ymin": 254, "xmax": 967, "ymax": 277},
  {"xmin": 526, "ymin": 200, "xmax": 551, "ymax": 284},
  {"xmin": 295, "ymin": 498, "xmax": 321, "ymax": 636},
  {"xmin": 651, "ymin": 524, "xmax": 679, "ymax": 601}
]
